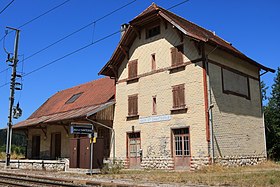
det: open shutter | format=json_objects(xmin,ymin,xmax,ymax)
[
  {"xmin": 178, "ymin": 85, "xmax": 185, "ymax": 108},
  {"xmin": 176, "ymin": 45, "xmax": 184, "ymax": 65},
  {"xmin": 171, "ymin": 47, "xmax": 177, "ymax": 67}
]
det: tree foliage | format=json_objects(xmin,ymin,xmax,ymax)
[{"xmin": 265, "ymin": 67, "xmax": 280, "ymax": 160}]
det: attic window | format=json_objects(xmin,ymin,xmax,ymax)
[
  {"xmin": 146, "ymin": 25, "xmax": 160, "ymax": 39},
  {"xmin": 65, "ymin": 92, "xmax": 83, "ymax": 104}
]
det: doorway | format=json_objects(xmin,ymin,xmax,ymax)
[
  {"xmin": 31, "ymin": 135, "xmax": 40, "ymax": 159},
  {"xmin": 50, "ymin": 133, "xmax": 61, "ymax": 159},
  {"xmin": 172, "ymin": 128, "xmax": 190, "ymax": 169},
  {"xmin": 127, "ymin": 132, "xmax": 141, "ymax": 169}
]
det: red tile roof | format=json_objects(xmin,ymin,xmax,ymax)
[
  {"xmin": 99, "ymin": 3, "xmax": 274, "ymax": 76},
  {"xmin": 28, "ymin": 77, "xmax": 115, "ymax": 119}
]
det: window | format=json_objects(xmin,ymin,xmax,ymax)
[
  {"xmin": 171, "ymin": 45, "xmax": 184, "ymax": 66},
  {"xmin": 65, "ymin": 92, "xmax": 83, "ymax": 104},
  {"xmin": 152, "ymin": 96, "xmax": 157, "ymax": 115},
  {"xmin": 146, "ymin": 25, "xmax": 160, "ymax": 38},
  {"xmin": 172, "ymin": 84, "xmax": 185, "ymax": 109},
  {"xmin": 128, "ymin": 60, "xmax": 138, "ymax": 79},
  {"xmin": 128, "ymin": 94, "xmax": 138, "ymax": 116},
  {"xmin": 151, "ymin": 53, "xmax": 156, "ymax": 71},
  {"xmin": 222, "ymin": 68, "xmax": 250, "ymax": 99},
  {"xmin": 173, "ymin": 128, "xmax": 190, "ymax": 156}
]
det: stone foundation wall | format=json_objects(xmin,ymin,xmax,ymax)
[
  {"xmin": 141, "ymin": 157, "xmax": 174, "ymax": 169},
  {"xmin": 215, "ymin": 156, "xmax": 266, "ymax": 167},
  {"xmin": 0, "ymin": 159, "xmax": 69, "ymax": 171},
  {"xmin": 190, "ymin": 156, "xmax": 211, "ymax": 170}
]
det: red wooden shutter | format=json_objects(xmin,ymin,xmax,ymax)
[
  {"xmin": 173, "ymin": 84, "xmax": 185, "ymax": 108},
  {"xmin": 128, "ymin": 95, "xmax": 138, "ymax": 116},
  {"xmin": 171, "ymin": 47, "xmax": 177, "ymax": 67},
  {"xmin": 171, "ymin": 45, "xmax": 184, "ymax": 66},
  {"xmin": 128, "ymin": 60, "xmax": 138, "ymax": 79},
  {"xmin": 176, "ymin": 45, "xmax": 184, "ymax": 65},
  {"xmin": 178, "ymin": 85, "xmax": 185, "ymax": 108},
  {"xmin": 151, "ymin": 54, "xmax": 156, "ymax": 71}
]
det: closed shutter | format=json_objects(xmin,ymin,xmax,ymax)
[
  {"xmin": 171, "ymin": 45, "xmax": 184, "ymax": 66},
  {"xmin": 128, "ymin": 95, "xmax": 138, "ymax": 116},
  {"xmin": 128, "ymin": 60, "xmax": 138, "ymax": 79},
  {"xmin": 172, "ymin": 84, "xmax": 185, "ymax": 108}
]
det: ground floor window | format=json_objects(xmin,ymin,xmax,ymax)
[{"xmin": 173, "ymin": 128, "xmax": 190, "ymax": 156}]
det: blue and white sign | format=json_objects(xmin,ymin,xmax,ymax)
[{"xmin": 139, "ymin": 115, "xmax": 171, "ymax": 124}]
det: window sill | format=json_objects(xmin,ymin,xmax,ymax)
[
  {"xmin": 126, "ymin": 77, "xmax": 139, "ymax": 84},
  {"xmin": 170, "ymin": 107, "xmax": 188, "ymax": 114},
  {"xmin": 126, "ymin": 115, "xmax": 139, "ymax": 121},
  {"xmin": 168, "ymin": 63, "xmax": 186, "ymax": 73}
]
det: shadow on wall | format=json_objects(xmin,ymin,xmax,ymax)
[{"xmin": 209, "ymin": 63, "xmax": 262, "ymax": 118}]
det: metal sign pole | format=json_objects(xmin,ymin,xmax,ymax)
[{"xmin": 89, "ymin": 124, "xmax": 93, "ymax": 175}]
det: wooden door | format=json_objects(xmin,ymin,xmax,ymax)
[
  {"xmin": 93, "ymin": 138, "xmax": 104, "ymax": 169},
  {"xmin": 51, "ymin": 133, "xmax": 61, "ymax": 159},
  {"xmin": 69, "ymin": 138, "xmax": 78, "ymax": 168},
  {"xmin": 127, "ymin": 132, "xmax": 141, "ymax": 169},
  {"xmin": 31, "ymin": 135, "xmax": 40, "ymax": 159},
  {"xmin": 79, "ymin": 137, "xmax": 90, "ymax": 169},
  {"xmin": 173, "ymin": 128, "xmax": 190, "ymax": 169}
]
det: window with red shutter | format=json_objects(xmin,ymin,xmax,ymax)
[
  {"xmin": 171, "ymin": 45, "xmax": 184, "ymax": 67},
  {"xmin": 128, "ymin": 95, "xmax": 138, "ymax": 116},
  {"xmin": 152, "ymin": 96, "xmax": 157, "ymax": 115},
  {"xmin": 128, "ymin": 60, "xmax": 138, "ymax": 79},
  {"xmin": 151, "ymin": 54, "xmax": 156, "ymax": 71},
  {"xmin": 172, "ymin": 84, "xmax": 185, "ymax": 109}
]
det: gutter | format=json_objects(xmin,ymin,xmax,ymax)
[{"xmin": 203, "ymin": 44, "xmax": 218, "ymax": 164}]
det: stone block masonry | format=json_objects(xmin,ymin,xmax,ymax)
[{"xmin": 0, "ymin": 159, "xmax": 69, "ymax": 171}]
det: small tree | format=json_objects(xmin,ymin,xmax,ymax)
[{"xmin": 265, "ymin": 67, "xmax": 280, "ymax": 160}]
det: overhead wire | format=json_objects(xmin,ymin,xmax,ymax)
[
  {"xmin": 0, "ymin": 0, "xmax": 191, "ymax": 89},
  {"xmin": 0, "ymin": 0, "xmax": 14, "ymax": 15},
  {"xmin": 0, "ymin": 30, "xmax": 121, "ymax": 88},
  {"xmin": 167, "ymin": 0, "xmax": 190, "ymax": 10},
  {"xmin": 0, "ymin": 0, "xmax": 70, "ymax": 43},
  {"xmin": 0, "ymin": 0, "xmax": 137, "ymax": 74}
]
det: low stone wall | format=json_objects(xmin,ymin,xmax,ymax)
[
  {"xmin": 0, "ymin": 159, "xmax": 69, "ymax": 171},
  {"xmin": 141, "ymin": 157, "xmax": 174, "ymax": 169},
  {"xmin": 190, "ymin": 156, "xmax": 210, "ymax": 170},
  {"xmin": 215, "ymin": 156, "xmax": 266, "ymax": 167}
]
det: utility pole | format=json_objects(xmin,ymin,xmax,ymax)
[{"xmin": 5, "ymin": 27, "xmax": 20, "ymax": 167}]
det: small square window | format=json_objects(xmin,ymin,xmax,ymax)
[
  {"xmin": 146, "ymin": 25, "xmax": 160, "ymax": 39},
  {"xmin": 65, "ymin": 92, "xmax": 83, "ymax": 104}
]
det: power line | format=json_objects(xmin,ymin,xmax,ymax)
[
  {"xmin": 0, "ymin": 0, "xmax": 190, "ymax": 89},
  {"xmin": 0, "ymin": 0, "xmax": 70, "ymax": 43},
  {"xmin": 167, "ymin": 0, "xmax": 190, "ymax": 10},
  {"xmin": 0, "ymin": 30, "xmax": 121, "ymax": 89},
  {"xmin": 0, "ymin": 0, "xmax": 137, "ymax": 74},
  {"xmin": 18, "ymin": 0, "xmax": 70, "ymax": 29},
  {"xmin": 0, "ymin": 0, "xmax": 14, "ymax": 15}
]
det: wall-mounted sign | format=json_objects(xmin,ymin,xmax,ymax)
[
  {"xmin": 139, "ymin": 114, "xmax": 171, "ymax": 124},
  {"xmin": 70, "ymin": 124, "xmax": 92, "ymax": 134}
]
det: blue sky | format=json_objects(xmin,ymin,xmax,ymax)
[{"xmin": 0, "ymin": 0, "xmax": 279, "ymax": 129}]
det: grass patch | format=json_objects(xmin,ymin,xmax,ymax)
[{"xmin": 95, "ymin": 161, "xmax": 280, "ymax": 187}]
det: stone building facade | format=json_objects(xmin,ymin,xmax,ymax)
[{"xmin": 99, "ymin": 4, "xmax": 274, "ymax": 170}]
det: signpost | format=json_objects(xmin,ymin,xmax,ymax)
[{"xmin": 70, "ymin": 123, "xmax": 95, "ymax": 175}]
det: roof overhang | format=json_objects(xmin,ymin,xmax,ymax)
[{"xmin": 13, "ymin": 101, "xmax": 115, "ymax": 129}]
